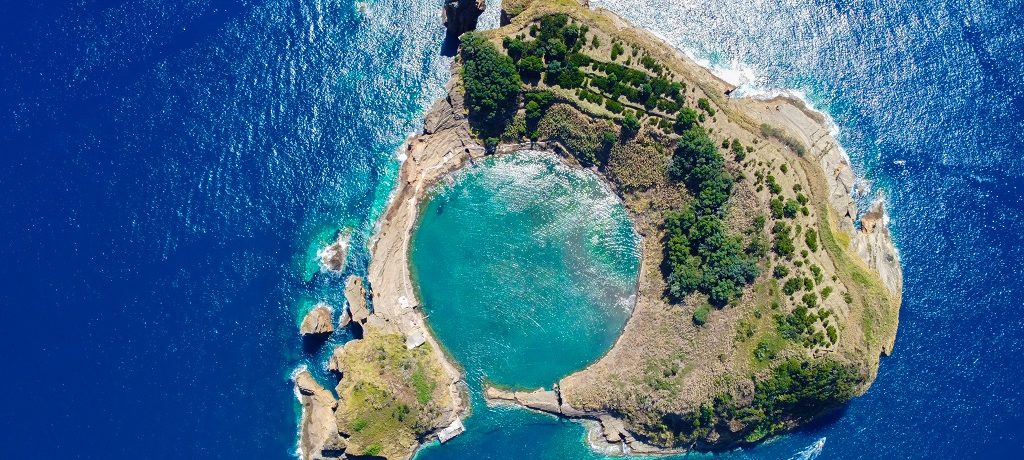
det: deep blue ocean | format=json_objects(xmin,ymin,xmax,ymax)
[{"xmin": 1, "ymin": 0, "xmax": 1022, "ymax": 458}]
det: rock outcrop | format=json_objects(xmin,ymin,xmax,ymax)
[
  {"xmin": 300, "ymin": 304, "xmax": 335, "ymax": 337},
  {"xmin": 344, "ymin": 276, "xmax": 369, "ymax": 324},
  {"xmin": 442, "ymin": 0, "xmax": 485, "ymax": 38},
  {"xmin": 294, "ymin": 370, "xmax": 345, "ymax": 460},
  {"xmin": 318, "ymin": 230, "xmax": 350, "ymax": 273}
]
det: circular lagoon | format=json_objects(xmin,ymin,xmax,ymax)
[{"xmin": 410, "ymin": 150, "xmax": 641, "ymax": 389}]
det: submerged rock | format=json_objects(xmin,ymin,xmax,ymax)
[
  {"xmin": 300, "ymin": 303, "xmax": 334, "ymax": 337},
  {"xmin": 442, "ymin": 0, "xmax": 485, "ymax": 38},
  {"xmin": 293, "ymin": 370, "xmax": 345, "ymax": 460},
  {"xmin": 318, "ymin": 230, "xmax": 351, "ymax": 273},
  {"xmin": 345, "ymin": 276, "xmax": 369, "ymax": 324}
]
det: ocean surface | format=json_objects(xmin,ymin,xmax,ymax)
[{"xmin": 1, "ymin": 0, "xmax": 1021, "ymax": 458}]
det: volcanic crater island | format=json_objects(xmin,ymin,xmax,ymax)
[{"xmin": 293, "ymin": 1, "xmax": 903, "ymax": 458}]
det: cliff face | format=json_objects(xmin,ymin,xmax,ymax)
[{"xmin": 442, "ymin": 0, "xmax": 486, "ymax": 38}]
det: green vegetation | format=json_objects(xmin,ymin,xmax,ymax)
[
  {"xmin": 749, "ymin": 359, "xmax": 863, "ymax": 433},
  {"xmin": 461, "ymin": 33, "xmax": 522, "ymax": 140},
  {"xmin": 804, "ymin": 228, "xmax": 818, "ymax": 251},
  {"xmin": 693, "ymin": 304, "xmax": 711, "ymax": 326},
  {"xmin": 334, "ymin": 331, "xmax": 449, "ymax": 459},
  {"xmin": 697, "ymin": 97, "xmax": 715, "ymax": 116},
  {"xmin": 760, "ymin": 123, "xmax": 808, "ymax": 157},
  {"xmin": 772, "ymin": 222, "xmax": 795, "ymax": 258}
]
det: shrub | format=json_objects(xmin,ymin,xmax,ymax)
[
  {"xmin": 783, "ymin": 199, "xmax": 800, "ymax": 218},
  {"xmin": 697, "ymin": 97, "xmax": 715, "ymax": 116},
  {"xmin": 804, "ymin": 228, "xmax": 818, "ymax": 251},
  {"xmin": 693, "ymin": 304, "xmax": 711, "ymax": 326},
  {"xmin": 773, "ymin": 265, "xmax": 790, "ymax": 279},
  {"xmin": 752, "ymin": 358, "xmax": 863, "ymax": 429},
  {"xmin": 621, "ymin": 112, "xmax": 641, "ymax": 136},
  {"xmin": 766, "ymin": 174, "xmax": 782, "ymax": 194},
  {"xmin": 611, "ymin": 42, "xmax": 625, "ymax": 60},
  {"xmin": 821, "ymin": 286, "xmax": 833, "ymax": 300},
  {"xmin": 604, "ymin": 98, "xmax": 624, "ymax": 113},
  {"xmin": 664, "ymin": 208, "xmax": 759, "ymax": 306},
  {"xmin": 770, "ymin": 197, "xmax": 784, "ymax": 219},
  {"xmin": 760, "ymin": 123, "xmax": 808, "ymax": 157},
  {"xmin": 773, "ymin": 222, "xmax": 795, "ymax": 257},
  {"xmin": 782, "ymin": 277, "xmax": 802, "ymax": 295}
]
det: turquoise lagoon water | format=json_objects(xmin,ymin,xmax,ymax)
[{"xmin": 412, "ymin": 151, "xmax": 642, "ymax": 459}]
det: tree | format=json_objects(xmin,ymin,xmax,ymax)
[
  {"xmin": 674, "ymin": 108, "xmax": 699, "ymax": 133},
  {"xmin": 460, "ymin": 33, "xmax": 522, "ymax": 136},
  {"xmin": 621, "ymin": 112, "xmax": 641, "ymax": 136},
  {"xmin": 517, "ymin": 55, "xmax": 544, "ymax": 81}
]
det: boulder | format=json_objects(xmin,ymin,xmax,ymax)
[
  {"xmin": 300, "ymin": 304, "xmax": 334, "ymax": 337},
  {"xmin": 442, "ymin": 0, "xmax": 485, "ymax": 38},
  {"xmin": 345, "ymin": 276, "xmax": 370, "ymax": 324},
  {"xmin": 293, "ymin": 370, "xmax": 345, "ymax": 460}
]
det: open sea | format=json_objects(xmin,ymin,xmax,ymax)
[{"xmin": 1, "ymin": 0, "xmax": 1022, "ymax": 458}]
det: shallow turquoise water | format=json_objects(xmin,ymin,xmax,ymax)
[{"xmin": 411, "ymin": 151, "xmax": 641, "ymax": 457}]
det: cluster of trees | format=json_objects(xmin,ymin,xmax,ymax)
[
  {"xmin": 503, "ymin": 14, "xmax": 587, "ymax": 89},
  {"xmin": 503, "ymin": 14, "xmax": 691, "ymax": 134},
  {"xmin": 460, "ymin": 33, "xmax": 522, "ymax": 143},
  {"xmin": 751, "ymin": 358, "xmax": 861, "ymax": 429},
  {"xmin": 668, "ymin": 127, "xmax": 735, "ymax": 214},
  {"xmin": 663, "ymin": 127, "xmax": 760, "ymax": 307}
]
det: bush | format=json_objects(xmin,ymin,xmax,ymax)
[
  {"xmin": 621, "ymin": 112, "xmax": 641, "ymax": 136},
  {"xmin": 770, "ymin": 197, "xmax": 784, "ymax": 219},
  {"xmin": 804, "ymin": 228, "xmax": 818, "ymax": 251},
  {"xmin": 772, "ymin": 222, "xmax": 795, "ymax": 257},
  {"xmin": 697, "ymin": 97, "xmax": 715, "ymax": 116},
  {"xmin": 611, "ymin": 42, "xmax": 625, "ymax": 60},
  {"xmin": 773, "ymin": 265, "xmax": 790, "ymax": 279},
  {"xmin": 461, "ymin": 33, "xmax": 522, "ymax": 136},
  {"xmin": 604, "ymin": 98, "xmax": 624, "ymax": 113},
  {"xmin": 783, "ymin": 199, "xmax": 800, "ymax": 218},
  {"xmin": 668, "ymin": 127, "xmax": 733, "ymax": 214},
  {"xmin": 782, "ymin": 277, "xmax": 802, "ymax": 295},
  {"xmin": 693, "ymin": 304, "xmax": 711, "ymax": 326},
  {"xmin": 760, "ymin": 123, "xmax": 808, "ymax": 157},
  {"xmin": 766, "ymin": 174, "xmax": 782, "ymax": 194},
  {"xmin": 752, "ymin": 359, "xmax": 863, "ymax": 429}
]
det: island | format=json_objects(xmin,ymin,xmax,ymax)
[{"xmin": 294, "ymin": 0, "xmax": 902, "ymax": 458}]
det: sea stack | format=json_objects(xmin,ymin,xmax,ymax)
[
  {"xmin": 344, "ymin": 276, "xmax": 370, "ymax": 324},
  {"xmin": 300, "ymin": 303, "xmax": 335, "ymax": 337},
  {"xmin": 442, "ymin": 0, "xmax": 486, "ymax": 38}
]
